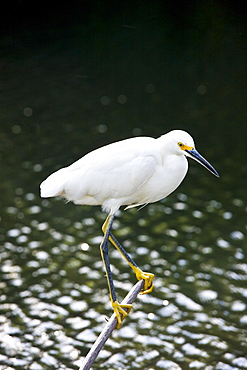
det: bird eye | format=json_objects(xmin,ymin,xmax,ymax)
[{"xmin": 178, "ymin": 142, "xmax": 184, "ymax": 148}]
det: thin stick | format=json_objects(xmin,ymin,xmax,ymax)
[{"xmin": 79, "ymin": 279, "xmax": 145, "ymax": 370}]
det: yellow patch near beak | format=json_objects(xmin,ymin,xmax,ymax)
[
  {"xmin": 183, "ymin": 144, "xmax": 194, "ymax": 151},
  {"xmin": 178, "ymin": 142, "xmax": 194, "ymax": 151}
]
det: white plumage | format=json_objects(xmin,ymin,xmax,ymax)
[{"xmin": 41, "ymin": 130, "xmax": 218, "ymax": 213}]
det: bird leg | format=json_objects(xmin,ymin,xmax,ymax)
[
  {"xmin": 102, "ymin": 215, "xmax": 154, "ymax": 295},
  {"xmin": 100, "ymin": 214, "xmax": 132, "ymax": 328}
]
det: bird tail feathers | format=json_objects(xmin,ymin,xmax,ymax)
[{"xmin": 40, "ymin": 168, "xmax": 66, "ymax": 198}]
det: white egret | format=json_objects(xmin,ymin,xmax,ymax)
[{"xmin": 40, "ymin": 129, "xmax": 219, "ymax": 327}]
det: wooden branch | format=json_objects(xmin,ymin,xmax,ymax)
[{"xmin": 79, "ymin": 279, "xmax": 145, "ymax": 370}]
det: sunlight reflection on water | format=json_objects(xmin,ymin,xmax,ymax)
[{"xmin": 1, "ymin": 141, "xmax": 247, "ymax": 370}]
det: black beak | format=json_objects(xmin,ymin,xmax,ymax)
[{"xmin": 185, "ymin": 148, "xmax": 220, "ymax": 177}]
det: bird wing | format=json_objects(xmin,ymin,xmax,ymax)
[
  {"xmin": 65, "ymin": 153, "xmax": 157, "ymax": 201},
  {"xmin": 63, "ymin": 138, "xmax": 159, "ymax": 203},
  {"xmin": 91, "ymin": 154, "xmax": 157, "ymax": 198}
]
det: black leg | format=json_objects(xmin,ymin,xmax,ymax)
[
  {"xmin": 100, "ymin": 214, "xmax": 132, "ymax": 328},
  {"xmin": 109, "ymin": 231, "xmax": 138, "ymax": 268},
  {"xmin": 99, "ymin": 215, "xmax": 117, "ymax": 302},
  {"xmin": 102, "ymin": 216, "xmax": 155, "ymax": 295}
]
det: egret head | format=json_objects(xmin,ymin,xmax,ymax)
[
  {"xmin": 165, "ymin": 130, "xmax": 219, "ymax": 177},
  {"xmin": 164, "ymin": 130, "xmax": 194, "ymax": 152}
]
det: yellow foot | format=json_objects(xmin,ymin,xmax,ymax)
[
  {"xmin": 135, "ymin": 269, "xmax": 154, "ymax": 294},
  {"xmin": 112, "ymin": 300, "xmax": 132, "ymax": 329}
]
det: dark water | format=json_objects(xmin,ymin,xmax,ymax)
[{"xmin": 1, "ymin": 2, "xmax": 247, "ymax": 369}]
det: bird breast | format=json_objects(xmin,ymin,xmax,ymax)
[{"xmin": 124, "ymin": 153, "xmax": 188, "ymax": 206}]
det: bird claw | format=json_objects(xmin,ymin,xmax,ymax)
[
  {"xmin": 135, "ymin": 270, "xmax": 154, "ymax": 294},
  {"xmin": 112, "ymin": 301, "xmax": 132, "ymax": 329}
]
